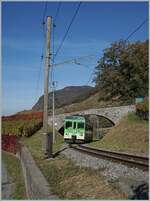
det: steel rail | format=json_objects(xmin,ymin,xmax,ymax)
[
  {"xmin": 80, "ymin": 145, "xmax": 148, "ymax": 162},
  {"xmin": 71, "ymin": 144, "xmax": 149, "ymax": 170}
]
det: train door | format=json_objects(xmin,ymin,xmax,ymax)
[{"xmin": 76, "ymin": 121, "xmax": 85, "ymax": 140}]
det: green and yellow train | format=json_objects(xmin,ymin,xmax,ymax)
[{"xmin": 64, "ymin": 115, "xmax": 93, "ymax": 143}]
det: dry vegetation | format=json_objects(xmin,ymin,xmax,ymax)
[
  {"xmin": 36, "ymin": 156, "xmax": 126, "ymax": 200},
  {"xmin": 22, "ymin": 129, "xmax": 127, "ymax": 199},
  {"xmin": 89, "ymin": 112, "xmax": 149, "ymax": 155}
]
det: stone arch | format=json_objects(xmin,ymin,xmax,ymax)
[
  {"xmin": 83, "ymin": 114, "xmax": 115, "ymax": 127},
  {"xmin": 49, "ymin": 105, "xmax": 135, "ymax": 135},
  {"xmin": 57, "ymin": 113, "xmax": 115, "ymax": 135}
]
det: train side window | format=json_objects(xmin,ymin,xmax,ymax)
[
  {"xmin": 77, "ymin": 122, "xmax": 84, "ymax": 129},
  {"xmin": 73, "ymin": 122, "xmax": 76, "ymax": 129},
  {"xmin": 66, "ymin": 121, "xmax": 72, "ymax": 128}
]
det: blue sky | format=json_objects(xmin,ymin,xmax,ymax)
[{"xmin": 2, "ymin": 1, "xmax": 149, "ymax": 115}]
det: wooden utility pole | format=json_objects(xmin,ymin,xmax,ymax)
[
  {"xmin": 52, "ymin": 81, "xmax": 57, "ymax": 144},
  {"xmin": 43, "ymin": 16, "xmax": 53, "ymax": 158},
  {"xmin": 52, "ymin": 81, "xmax": 55, "ymax": 144}
]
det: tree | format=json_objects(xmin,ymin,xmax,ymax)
[{"xmin": 94, "ymin": 40, "xmax": 148, "ymax": 101}]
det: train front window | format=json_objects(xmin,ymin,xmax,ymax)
[
  {"xmin": 66, "ymin": 121, "xmax": 72, "ymax": 128},
  {"xmin": 77, "ymin": 122, "xmax": 84, "ymax": 129}
]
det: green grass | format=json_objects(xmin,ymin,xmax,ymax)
[
  {"xmin": 89, "ymin": 112, "xmax": 149, "ymax": 155},
  {"xmin": 22, "ymin": 127, "xmax": 64, "ymax": 160},
  {"xmin": 2, "ymin": 151, "xmax": 27, "ymax": 199},
  {"xmin": 21, "ymin": 128, "xmax": 126, "ymax": 199}
]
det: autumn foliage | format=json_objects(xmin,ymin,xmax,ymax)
[
  {"xmin": 2, "ymin": 135, "xmax": 21, "ymax": 154},
  {"xmin": 2, "ymin": 112, "xmax": 43, "ymax": 121}
]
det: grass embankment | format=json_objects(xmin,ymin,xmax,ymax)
[
  {"xmin": 22, "ymin": 129, "xmax": 127, "ymax": 199},
  {"xmin": 89, "ymin": 112, "xmax": 149, "ymax": 155},
  {"xmin": 2, "ymin": 151, "xmax": 27, "ymax": 199}
]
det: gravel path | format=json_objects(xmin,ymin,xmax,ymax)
[
  {"xmin": 2, "ymin": 161, "xmax": 14, "ymax": 200},
  {"xmin": 61, "ymin": 144, "xmax": 149, "ymax": 199}
]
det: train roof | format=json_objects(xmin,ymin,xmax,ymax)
[{"xmin": 65, "ymin": 115, "xmax": 85, "ymax": 121}]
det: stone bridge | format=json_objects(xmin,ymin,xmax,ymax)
[{"xmin": 48, "ymin": 105, "xmax": 135, "ymax": 131}]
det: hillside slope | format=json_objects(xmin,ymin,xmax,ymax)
[
  {"xmin": 55, "ymin": 91, "xmax": 124, "ymax": 114},
  {"xmin": 32, "ymin": 86, "xmax": 96, "ymax": 112},
  {"xmin": 20, "ymin": 85, "xmax": 129, "ymax": 115},
  {"xmin": 89, "ymin": 113, "xmax": 149, "ymax": 155}
]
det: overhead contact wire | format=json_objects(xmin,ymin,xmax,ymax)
[{"xmin": 54, "ymin": 2, "xmax": 82, "ymax": 60}]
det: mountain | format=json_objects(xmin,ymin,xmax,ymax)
[{"xmin": 32, "ymin": 86, "xmax": 96, "ymax": 112}]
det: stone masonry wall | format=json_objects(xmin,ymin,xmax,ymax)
[{"xmin": 48, "ymin": 105, "xmax": 136, "ymax": 130}]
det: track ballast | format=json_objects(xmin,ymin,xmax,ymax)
[{"xmin": 70, "ymin": 144, "xmax": 149, "ymax": 170}]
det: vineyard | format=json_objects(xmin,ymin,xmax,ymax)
[
  {"xmin": 2, "ymin": 112, "xmax": 43, "ymax": 121},
  {"xmin": 2, "ymin": 112, "xmax": 43, "ymax": 137}
]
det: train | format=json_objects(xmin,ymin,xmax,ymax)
[{"xmin": 64, "ymin": 115, "xmax": 93, "ymax": 143}]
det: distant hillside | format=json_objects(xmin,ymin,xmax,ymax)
[{"xmin": 32, "ymin": 86, "xmax": 96, "ymax": 112}]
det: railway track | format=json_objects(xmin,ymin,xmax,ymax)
[{"xmin": 71, "ymin": 144, "xmax": 149, "ymax": 170}]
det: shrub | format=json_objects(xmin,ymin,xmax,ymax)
[{"xmin": 136, "ymin": 99, "xmax": 149, "ymax": 120}]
